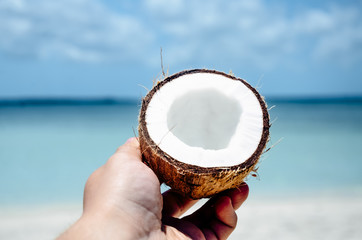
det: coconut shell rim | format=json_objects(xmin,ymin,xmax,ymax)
[{"xmin": 139, "ymin": 69, "xmax": 270, "ymax": 175}]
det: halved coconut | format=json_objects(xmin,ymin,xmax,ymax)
[{"xmin": 139, "ymin": 69, "xmax": 269, "ymax": 199}]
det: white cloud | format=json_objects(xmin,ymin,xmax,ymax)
[
  {"xmin": 144, "ymin": 0, "xmax": 184, "ymax": 18},
  {"xmin": 0, "ymin": 0, "xmax": 153, "ymax": 62},
  {"xmin": 0, "ymin": 0, "xmax": 361, "ymax": 69},
  {"xmin": 142, "ymin": 0, "xmax": 362, "ymax": 69},
  {"xmin": 309, "ymin": 6, "xmax": 362, "ymax": 64}
]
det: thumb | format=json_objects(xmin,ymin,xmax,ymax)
[
  {"xmin": 112, "ymin": 137, "xmax": 141, "ymax": 162},
  {"xmin": 116, "ymin": 137, "xmax": 139, "ymax": 151},
  {"xmin": 124, "ymin": 137, "xmax": 139, "ymax": 148}
]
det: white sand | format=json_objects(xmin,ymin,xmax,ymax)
[
  {"xmin": 231, "ymin": 196, "xmax": 362, "ymax": 240},
  {"xmin": 1, "ymin": 196, "xmax": 362, "ymax": 240},
  {"xmin": 0, "ymin": 204, "xmax": 81, "ymax": 240}
]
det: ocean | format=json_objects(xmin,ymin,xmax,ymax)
[
  {"xmin": 1, "ymin": 99, "xmax": 362, "ymax": 240},
  {"xmin": 0, "ymin": 99, "xmax": 362, "ymax": 205}
]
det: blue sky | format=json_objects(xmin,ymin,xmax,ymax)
[{"xmin": 0, "ymin": 0, "xmax": 361, "ymax": 99}]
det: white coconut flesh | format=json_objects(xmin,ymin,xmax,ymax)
[{"xmin": 145, "ymin": 72, "xmax": 264, "ymax": 168}]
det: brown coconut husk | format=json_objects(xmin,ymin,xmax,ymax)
[{"xmin": 138, "ymin": 69, "xmax": 270, "ymax": 199}]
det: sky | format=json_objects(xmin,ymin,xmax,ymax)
[{"xmin": 0, "ymin": 0, "xmax": 362, "ymax": 99}]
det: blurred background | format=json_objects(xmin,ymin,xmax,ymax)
[{"xmin": 0, "ymin": 0, "xmax": 361, "ymax": 239}]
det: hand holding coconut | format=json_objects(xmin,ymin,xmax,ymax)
[
  {"xmin": 58, "ymin": 138, "xmax": 249, "ymax": 240},
  {"xmin": 58, "ymin": 69, "xmax": 268, "ymax": 239}
]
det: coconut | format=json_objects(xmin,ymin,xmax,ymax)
[{"xmin": 138, "ymin": 69, "xmax": 269, "ymax": 199}]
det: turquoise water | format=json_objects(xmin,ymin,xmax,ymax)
[{"xmin": 0, "ymin": 100, "xmax": 362, "ymax": 205}]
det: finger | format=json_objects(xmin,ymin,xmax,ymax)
[
  {"xmin": 201, "ymin": 228, "xmax": 218, "ymax": 240},
  {"xmin": 181, "ymin": 184, "xmax": 249, "ymax": 239},
  {"xmin": 162, "ymin": 190, "xmax": 198, "ymax": 218},
  {"xmin": 103, "ymin": 138, "xmax": 142, "ymax": 172},
  {"xmin": 192, "ymin": 197, "xmax": 236, "ymax": 240},
  {"xmin": 111, "ymin": 137, "xmax": 141, "ymax": 162},
  {"xmin": 211, "ymin": 196, "xmax": 237, "ymax": 238},
  {"xmin": 181, "ymin": 183, "xmax": 248, "ymax": 226},
  {"xmin": 115, "ymin": 137, "xmax": 140, "ymax": 153},
  {"xmin": 163, "ymin": 217, "xmax": 205, "ymax": 240},
  {"xmin": 183, "ymin": 196, "xmax": 237, "ymax": 240},
  {"xmin": 223, "ymin": 183, "xmax": 249, "ymax": 210}
]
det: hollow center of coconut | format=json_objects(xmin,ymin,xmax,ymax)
[
  {"xmin": 146, "ymin": 72, "xmax": 264, "ymax": 168},
  {"xmin": 167, "ymin": 89, "xmax": 242, "ymax": 150}
]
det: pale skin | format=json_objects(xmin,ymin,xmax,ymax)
[{"xmin": 57, "ymin": 137, "xmax": 249, "ymax": 240}]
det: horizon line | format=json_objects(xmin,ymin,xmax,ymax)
[{"xmin": 0, "ymin": 95, "xmax": 362, "ymax": 106}]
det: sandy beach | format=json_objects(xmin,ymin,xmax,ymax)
[
  {"xmin": 232, "ymin": 196, "xmax": 362, "ymax": 240},
  {"xmin": 1, "ymin": 195, "xmax": 361, "ymax": 240}
]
